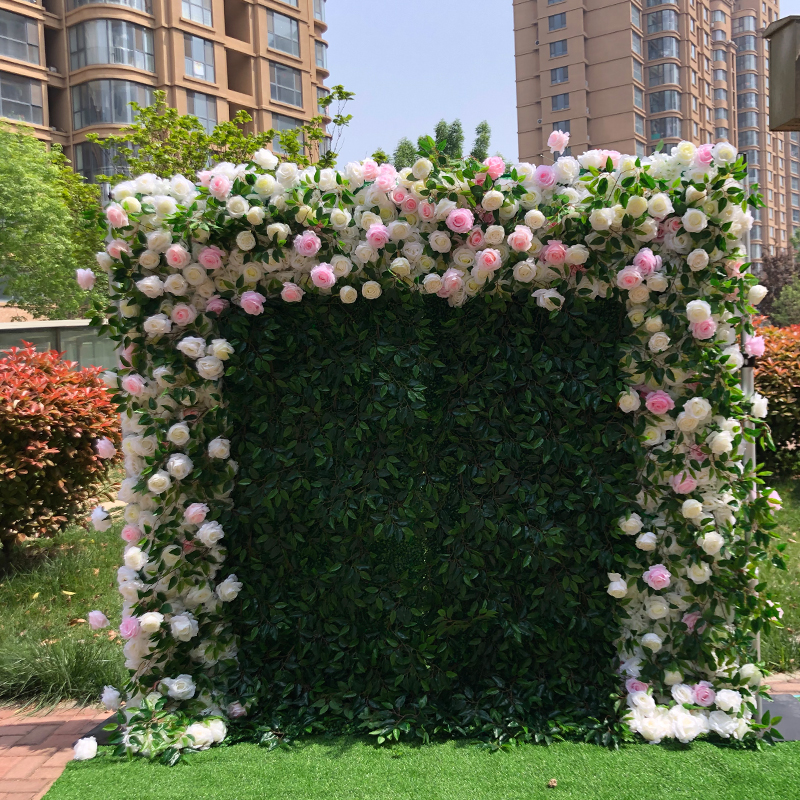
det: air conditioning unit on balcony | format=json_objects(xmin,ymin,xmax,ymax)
[{"xmin": 538, "ymin": 119, "xmax": 543, "ymax": 124}]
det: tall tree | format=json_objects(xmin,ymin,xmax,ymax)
[
  {"xmin": 370, "ymin": 148, "xmax": 390, "ymax": 165},
  {"xmin": 470, "ymin": 120, "xmax": 492, "ymax": 162},
  {"xmin": 434, "ymin": 119, "xmax": 449, "ymax": 148},
  {"xmin": 392, "ymin": 137, "xmax": 416, "ymax": 170},
  {"xmin": 0, "ymin": 124, "xmax": 105, "ymax": 320},
  {"xmin": 758, "ymin": 248, "xmax": 798, "ymax": 318},
  {"xmin": 445, "ymin": 119, "xmax": 464, "ymax": 160},
  {"xmin": 771, "ymin": 276, "xmax": 800, "ymax": 326}
]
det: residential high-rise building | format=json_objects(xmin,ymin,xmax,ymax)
[
  {"xmin": 0, "ymin": 0, "xmax": 330, "ymax": 182},
  {"xmin": 513, "ymin": 0, "xmax": 795, "ymax": 266}
]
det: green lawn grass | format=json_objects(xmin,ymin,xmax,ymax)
[
  {"xmin": 46, "ymin": 739, "xmax": 800, "ymax": 800},
  {"xmin": 0, "ymin": 517, "xmax": 126, "ymax": 706}
]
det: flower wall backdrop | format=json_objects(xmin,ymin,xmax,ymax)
[{"xmin": 83, "ymin": 137, "xmax": 783, "ymax": 757}]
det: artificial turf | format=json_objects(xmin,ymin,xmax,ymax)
[{"xmin": 46, "ymin": 739, "xmax": 800, "ymax": 800}]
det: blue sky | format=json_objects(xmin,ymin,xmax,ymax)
[
  {"xmin": 325, "ymin": 0, "xmax": 517, "ymax": 164},
  {"xmin": 325, "ymin": 0, "xmax": 800, "ymax": 165}
]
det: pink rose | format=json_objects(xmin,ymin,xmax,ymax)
[
  {"xmin": 107, "ymin": 239, "xmax": 130, "ymax": 259},
  {"xmin": 419, "ymin": 202, "xmax": 436, "ymax": 221},
  {"xmin": 483, "ymin": 155, "xmax": 506, "ymax": 180},
  {"xmin": 366, "ymin": 223, "xmax": 390, "ymax": 249},
  {"xmin": 725, "ymin": 261, "xmax": 743, "ymax": 277},
  {"xmin": 198, "ymin": 246, "xmax": 224, "ymax": 270},
  {"xmin": 665, "ymin": 217, "xmax": 682, "ymax": 234},
  {"xmin": 76, "ymin": 268, "xmax": 96, "ymax": 290},
  {"xmin": 767, "ymin": 490, "xmax": 782, "ymax": 511},
  {"xmin": 197, "ymin": 169, "xmax": 212, "ymax": 187},
  {"xmin": 106, "ymin": 204, "xmax": 129, "ymax": 228},
  {"xmin": 95, "ymin": 437, "xmax": 116, "ymax": 459},
  {"xmin": 602, "ymin": 150, "xmax": 621, "ymax": 168},
  {"xmin": 474, "ymin": 172, "xmax": 487, "ymax": 186},
  {"xmin": 744, "ymin": 335, "xmax": 765, "ymax": 357},
  {"xmin": 119, "ymin": 616, "xmax": 140, "ymax": 640},
  {"xmin": 184, "ymin": 503, "xmax": 209, "ymax": 525},
  {"xmin": 240, "ymin": 290, "xmax": 266, "ymax": 315},
  {"xmin": 682, "ymin": 611, "xmax": 702, "ymax": 633},
  {"xmin": 689, "ymin": 444, "xmax": 707, "ymax": 463},
  {"xmin": 208, "ymin": 174, "xmax": 233, "ymax": 199},
  {"xmin": 171, "ymin": 303, "xmax": 198, "ymax": 326},
  {"xmin": 625, "ymin": 678, "xmax": 648, "ymax": 694},
  {"xmin": 695, "ymin": 143, "xmax": 714, "ymax": 166},
  {"xmin": 632, "ymin": 248, "xmax": 661, "ymax": 276},
  {"xmin": 547, "ymin": 130, "xmax": 570, "ymax": 155},
  {"xmin": 227, "ymin": 702, "xmax": 247, "ymax": 718},
  {"xmin": 205, "ymin": 296, "xmax": 229, "ymax": 314},
  {"xmin": 121, "ymin": 525, "xmax": 142, "ymax": 543},
  {"xmin": 690, "ymin": 319, "xmax": 717, "ymax": 340},
  {"xmin": 182, "ymin": 539, "xmax": 196, "ymax": 553},
  {"xmin": 121, "ymin": 374, "xmax": 146, "ymax": 395},
  {"xmin": 542, "ymin": 239, "xmax": 567, "ymax": 265},
  {"xmin": 118, "ymin": 343, "xmax": 135, "ymax": 368},
  {"xmin": 293, "ymin": 230, "xmax": 322, "ymax": 257},
  {"xmin": 476, "ymin": 248, "xmax": 502, "ymax": 272},
  {"xmin": 466, "ymin": 228, "xmax": 485, "ymax": 250},
  {"xmin": 88, "ymin": 610, "xmax": 109, "ymax": 630},
  {"xmin": 642, "ymin": 563, "xmax": 671, "ymax": 591},
  {"xmin": 165, "ymin": 244, "xmax": 191, "ymax": 268},
  {"xmin": 361, "ymin": 158, "xmax": 379, "ymax": 181},
  {"xmin": 281, "ymin": 282, "xmax": 304, "ymax": 303},
  {"xmin": 671, "ymin": 471, "xmax": 698, "ymax": 494},
  {"xmin": 390, "ymin": 187, "xmax": 408, "ymax": 206},
  {"xmin": 507, "ymin": 225, "xmax": 534, "ymax": 253},
  {"xmin": 533, "ymin": 164, "xmax": 556, "ymax": 188},
  {"xmin": 645, "ymin": 390, "xmax": 674, "ymax": 415},
  {"xmin": 438, "ymin": 267, "xmax": 464, "ymax": 297},
  {"xmin": 446, "ymin": 208, "xmax": 475, "ymax": 234},
  {"xmin": 310, "ymin": 263, "xmax": 337, "ymax": 289},
  {"xmin": 616, "ymin": 266, "xmax": 643, "ymax": 290},
  {"xmin": 401, "ymin": 196, "xmax": 418, "ymax": 214},
  {"xmin": 375, "ymin": 164, "xmax": 398, "ymax": 192},
  {"xmin": 693, "ymin": 681, "xmax": 716, "ymax": 707}
]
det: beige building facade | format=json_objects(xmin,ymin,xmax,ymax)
[
  {"xmin": 0, "ymin": 0, "xmax": 329, "ymax": 181},
  {"xmin": 514, "ymin": 0, "xmax": 798, "ymax": 262}
]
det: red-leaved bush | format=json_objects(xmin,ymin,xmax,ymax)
[
  {"xmin": 754, "ymin": 321, "xmax": 800, "ymax": 476},
  {"xmin": 0, "ymin": 345, "xmax": 120, "ymax": 556}
]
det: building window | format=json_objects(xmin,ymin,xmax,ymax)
[
  {"xmin": 67, "ymin": 0, "xmax": 152, "ymax": 12},
  {"xmin": 693, "ymin": 121, "xmax": 699, "ymax": 137},
  {"xmin": 646, "ymin": 0, "xmax": 677, "ymax": 5},
  {"xmin": 714, "ymin": 107, "xmax": 728, "ymax": 120},
  {"xmin": 746, "ymin": 150, "xmax": 759, "ymax": 165},
  {"xmin": 271, "ymin": 112, "xmax": 302, "ymax": 154},
  {"xmin": 72, "ymin": 79, "xmax": 152, "ymax": 130},
  {"xmin": 649, "ymin": 89, "xmax": 680, "ymax": 113},
  {"xmin": 713, "ymin": 70, "xmax": 727, "ymax": 82},
  {"xmin": 552, "ymin": 120, "xmax": 571, "ymax": 133},
  {"xmin": 714, "ymin": 127, "xmax": 729, "ymax": 141},
  {"xmin": 631, "ymin": 4, "xmax": 641, "ymax": 28},
  {"xmin": 0, "ymin": 9, "xmax": 39, "ymax": 64},
  {"xmin": 736, "ymin": 72, "xmax": 757, "ymax": 91},
  {"xmin": 69, "ymin": 20, "xmax": 155, "ymax": 72},
  {"xmin": 648, "ymin": 62, "xmax": 679, "ymax": 86},
  {"xmin": 551, "ymin": 92, "xmax": 569, "ymax": 111},
  {"xmin": 692, "ymin": 96, "xmax": 697, "ymax": 110},
  {"xmin": 633, "ymin": 59, "xmax": 642, "ymax": 82},
  {"xmin": 317, "ymin": 86, "xmax": 328, "ymax": 114},
  {"xmin": 549, "ymin": 12, "xmax": 567, "ymax": 30},
  {"xmin": 792, "ymin": 132, "xmax": 799, "ymax": 143},
  {"xmin": 313, "ymin": 0, "xmax": 325, "ymax": 22},
  {"xmin": 635, "ymin": 113, "xmax": 645, "ymax": 135},
  {"xmin": 647, "ymin": 8, "xmax": 678, "ymax": 33},
  {"xmin": 734, "ymin": 35, "xmax": 757, "ymax": 51},
  {"xmin": 712, "ymin": 29, "xmax": 726, "ymax": 41},
  {"xmin": 269, "ymin": 61, "xmax": 302, "ymax": 106},
  {"xmin": 650, "ymin": 116, "xmax": 681, "ymax": 139},
  {"xmin": 186, "ymin": 90, "xmax": 216, "ymax": 133},
  {"xmin": 691, "ymin": 43, "xmax": 696, "ymax": 59},
  {"xmin": 793, "ymin": 144, "xmax": 800, "ymax": 159},
  {"xmin": 634, "ymin": 85, "xmax": 644, "ymax": 109},
  {"xmin": 791, "ymin": 176, "xmax": 797, "ymax": 190},
  {"xmin": 738, "ymin": 111, "xmax": 758, "ymax": 128},
  {"xmin": 793, "ymin": 161, "xmax": 800, "ymax": 176},
  {"xmin": 712, "ymin": 49, "xmax": 726, "ymax": 62},
  {"xmin": 714, "ymin": 88, "xmax": 728, "ymax": 101},
  {"xmin": 691, "ymin": 69, "xmax": 696, "ymax": 85},
  {"xmin": 278, "ymin": 0, "xmax": 298, "ymax": 6},
  {"xmin": 739, "ymin": 129, "xmax": 759, "ymax": 147},
  {"xmin": 182, "ymin": 0, "xmax": 211, "ymax": 26},
  {"xmin": 752, "ymin": 226, "xmax": 761, "ymax": 240},
  {"xmin": 647, "ymin": 36, "xmax": 679, "ymax": 60},
  {"xmin": 711, "ymin": 10, "xmax": 727, "ymax": 21},
  {"xmin": 736, "ymin": 54, "xmax": 758, "ymax": 73},
  {"xmin": 732, "ymin": 15, "xmax": 757, "ymax": 35},
  {"xmin": 550, "ymin": 39, "xmax": 567, "ymax": 57},
  {"xmin": 0, "ymin": 70, "xmax": 42, "ymax": 124},
  {"xmin": 315, "ymin": 40, "xmax": 327, "ymax": 69},
  {"xmin": 73, "ymin": 141, "xmax": 129, "ymax": 183},
  {"xmin": 636, "ymin": 140, "xmax": 646, "ymax": 156},
  {"xmin": 267, "ymin": 11, "xmax": 299, "ymax": 56},
  {"xmin": 551, "ymin": 66, "xmax": 568, "ymax": 84},
  {"xmin": 632, "ymin": 31, "xmax": 642, "ymax": 56},
  {"xmin": 737, "ymin": 92, "xmax": 757, "ymax": 110},
  {"xmin": 184, "ymin": 34, "xmax": 214, "ymax": 82}
]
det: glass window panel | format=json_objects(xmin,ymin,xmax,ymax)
[
  {"xmin": 738, "ymin": 129, "xmax": 759, "ymax": 147},
  {"xmin": 648, "ymin": 62, "xmax": 679, "ymax": 86},
  {"xmin": 0, "ymin": 9, "xmax": 39, "ymax": 64},
  {"xmin": 271, "ymin": 112, "xmax": 302, "ymax": 154},
  {"xmin": 733, "ymin": 35, "xmax": 757, "ymax": 51},
  {"xmin": 647, "ymin": 36, "xmax": 679, "ymax": 60},
  {"xmin": 634, "ymin": 85, "xmax": 644, "ymax": 108},
  {"xmin": 182, "ymin": 0, "xmax": 212, "ymax": 26},
  {"xmin": 632, "ymin": 31, "xmax": 642, "ymax": 55},
  {"xmin": 551, "ymin": 92, "xmax": 569, "ymax": 111},
  {"xmin": 186, "ymin": 90, "xmax": 216, "ymax": 134},
  {"xmin": 712, "ymin": 29, "xmax": 726, "ymax": 41},
  {"xmin": 646, "ymin": 9, "xmax": 678, "ymax": 33},
  {"xmin": 737, "ymin": 92, "xmax": 757, "ymax": 109},
  {"xmin": 268, "ymin": 11, "xmax": 299, "ymax": 56},
  {"xmin": 631, "ymin": 4, "xmax": 641, "ymax": 27},
  {"xmin": 633, "ymin": 59, "xmax": 642, "ymax": 82},
  {"xmin": 649, "ymin": 89, "xmax": 680, "ymax": 112},
  {"xmin": 650, "ymin": 116, "xmax": 681, "ymax": 139},
  {"xmin": 69, "ymin": 20, "xmax": 154, "ymax": 72},
  {"xmin": 317, "ymin": 86, "xmax": 328, "ymax": 114},
  {"xmin": 0, "ymin": 70, "xmax": 42, "ymax": 124},
  {"xmin": 732, "ymin": 15, "xmax": 756, "ymax": 34},
  {"xmin": 552, "ymin": 119, "xmax": 570, "ymax": 133},
  {"xmin": 736, "ymin": 53, "xmax": 757, "ymax": 72},
  {"xmin": 269, "ymin": 61, "xmax": 302, "ymax": 106},
  {"xmin": 714, "ymin": 88, "xmax": 727, "ymax": 101},
  {"xmin": 551, "ymin": 66, "xmax": 568, "ymax": 84},
  {"xmin": 314, "ymin": 0, "xmax": 325, "ymax": 21},
  {"xmin": 73, "ymin": 140, "xmax": 131, "ymax": 183},
  {"xmin": 184, "ymin": 34, "xmax": 214, "ymax": 82},
  {"xmin": 646, "ymin": 0, "xmax": 677, "ymax": 6},
  {"xmin": 635, "ymin": 113, "xmax": 645, "ymax": 135},
  {"xmin": 737, "ymin": 111, "xmax": 758, "ymax": 128},
  {"xmin": 713, "ymin": 69, "xmax": 727, "ymax": 81},
  {"xmin": 714, "ymin": 107, "xmax": 728, "ymax": 119},
  {"xmin": 315, "ymin": 40, "xmax": 327, "ymax": 68},
  {"xmin": 548, "ymin": 12, "xmax": 566, "ymax": 30},
  {"xmin": 60, "ymin": 327, "xmax": 118, "ymax": 369},
  {"xmin": 278, "ymin": 0, "xmax": 298, "ymax": 5},
  {"xmin": 711, "ymin": 10, "xmax": 726, "ymax": 21},
  {"xmin": 736, "ymin": 72, "xmax": 757, "ymax": 91},
  {"xmin": 712, "ymin": 49, "xmax": 726, "ymax": 62},
  {"xmin": 67, "ymin": 0, "xmax": 152, "ymax": 12},
  {"xmin": 714, "ymin": 125, "xmax": 730, "ymax": 140},
  {"xmin": 71, "ymin": 79, "xmax": 152, "ymax": 130},
  {"xmin": 549, "ymin": 39, "xmax": 567, "ymax": 57}
]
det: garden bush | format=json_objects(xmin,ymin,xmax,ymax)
[
  {"xmin": 754, "ymin": 322, "xmax": 800, "ymax": 476},
  {"xmin": 0, "ymin": 345, "xmax": 119, "ymax": 560}
]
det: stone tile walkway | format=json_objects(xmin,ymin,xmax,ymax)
[{"xmin": 0, "ymin": 705, "xmax": 109, "ymax": 800}]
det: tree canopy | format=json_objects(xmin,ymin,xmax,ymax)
[{"xmin": 393, "ymin": 119, "xmax": 493, "ymax": 169}]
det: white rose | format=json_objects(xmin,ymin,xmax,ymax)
[
  {"xmin": 208, "ymin": 437, "xmax": 231, "ymax": 459},
  {"xmin": 143, "ymin": 314, "xmax": 171, "ymax": 337},
  {"xmin": 225, "ymin": 195, "xmax": 249, "ymax": 218},
  {"xmin": 207, "ymin": 339, "xmax": 233, "ymax": 361},
  {"xmin": 647, "ymin": 193, "xmax": 674, "ymax": 220},
  {"xmin": 163, "ymin": 674, "xmax": 196, "ymax": 700},
  {"xmin": 709, "ymin": 430, "xmax": 734, "ymax": 455},
  {"xmin": 712, "ymin": 141, "xmax": 737, "ymax": 164},
  {"xmin": 626, "ymin": 195, "xmax": 648, "ymax": 218},
  {"xmin": 628, "ymin": 307, "xmax": 645, "ymax": 326},
  {"xmin": 565, "ymin": 244, "xmax": 589, "ymax": 265},
  {"xmin": 139, "ymin": 611, "xmax": 164, "ymax": 633},
  {"xmin": 618, "ymin": 389, "xmax": 641, "ymax": 413},
  {"xmin": 684, "ymin": 397, "xmax": 711, "ymax": 420},
  {"xmin": 628, "ymin": 285, "xmax": 650, "ymax": 304},
  {"xmin": 185, "ymin": 584, "xmax": 213, "ymax": 607},
  {"xmin": 183, "ymin": 263, "xmax": 207, "ymax": 286},
  {"xmin": 197, "ymin": 521, "xmax": 224, "ymax": 546},
  {"xmin": 708, "ymin": 710, "xmax": 737, "ymax": 738},
  {"xmin": 124, "ymin": 545, "xmax": 147, "ymax": 571},
  {"xmin": 161, "ymin": 545, "xmax": 182, "ymax": 567},
  {"xmin": 699, "ymin": 531, "xmax": 724, "ymax": 556},
  {"xmin": 119, "ymin": 300, "xmax": 140, "ymax": 319},
  {"xmin": 641, "ymin": 633, "xmax": 663, "ymax": 652},
  {"xmin": 101, "ymin": 685, "xmax": 121, "ymax": 711},
  {"xmin": 533, "ymin": 288, "xmax": 564, "ymax": 311},
  {"xmin": 167, "ymin": 453, "xmax": 193, "ymax": 480},
  {"xmin": 645, "ymin": 597, "xmax": 670, "ymax": 619},
  {"xmin": 177, "ymin": 336, "xmax": 207, "ymax": 359},
  {"xmin": 170, "ymin": 614, "xmax": 199, "ymax": 642},
  {"xmin": 484, "ymin": 225, "xmax": 505, "ymax": 245},
  {"xmin": 648, "ymin": 332, "xmax": 670, "ymax": 353},
  {"xmin": 739, "ymin": 663, "xmax": 761, "ymax": 687},
  {"xmin": 412, "ymin": 158, "xmax": 433, "ymax": 180},
  {"xmin": 138, "ymin": 250, "xmax": 162, "ymax": 270},
  {"xmin": 636, "ymin": 532, "xmax": 658, "ymax": 551},
  {"xmin": 671, "ymin": 683, "xmax": 695, "ymax": 705},
  {"xmin": 751, "ymin": 393, "xmax": 768, "ymax": 419},
  {"xmin": 687, "ymin": 561, "xmax": 712, "ymax": 584},
  {"xmin": 646, "ymin": 273, "xmax": 668, "ymax": 292},
  {"xmin": 747, "ymin": 285, "xmax": 767, "ymax": 306},
  {"xmin": 607, "ymin": 572, "xmax": 628, "ymax": 598},
  {"xmin": 331, "ymin": 255, "xmax": 352, "ymax": 277},
  {"xmin": 147, "ymin": 470, "xmax": 172, "ymax": 494},
  {"xmin": 687, "ymin": 249, "xmax": 710, "ymax": 271},
  {"xmin": 276, "ymin": 162, "xmax": 299, "ymax": 187},
  {"xmin": 339, "ymin": 285, "xmax": 358, "ymax": 304},
  {"xmin": 619, "ymin": 513, "xmax": 643, "ymax": 535},
  {"xmin": 253, "ymin": 148, "xmax": 278, "ymax": 169},
  {"xmin": 185, "ymin": 722, "xmax": 216, "ymax": 750},
  {"xmin": 164, "ymin": 274, "xmax": 188, "ymax": 296},
  {"xmin": 642, "ymin": 425, "xmax": 664, "ymax": 447},
  {"xmin": 267, "ymin": 222, "xmax": 290, "ymax": 242},
  {"xmin": 196, "ymin": 356, "xmax": 224, "ymax": 380},
  {"xmin": 524, "ymin": 209, "xmax": 545, "ymax": 229},
  {"xmin": 362, "ymin": 281, "xmax": 382, "ymax": 300},
  {"xmin": 644, "ymin": 315, "xmax": 663, "ymax": 333},
  {"xmin": 73, "ymin": 737, "xmax": 98, "ymax": 761},
  {"xmin": 422, "ymin": 273, "xmax": 443, "ymax": 294},
  {"xmin": 513, "ymin": 260, "xmax": 536, "ymax": 283},
  {"xmin": 721, "ymin": 345, "xmax": 744, "ymax": 371},
  {"xmin": 391, "ymin": 257, "xmax": 412, "ymax": 278},
  {"xmin": 682, "ymin": 208, "xmax": 708, "ymax": 233},
  {"xmin": 482, "ymin": 190, "xmax": 504, "ymax": 211},
  {"xmin": 216, "ymin": 574, "xmax": 243, "ymax": 602},
  {"xmin": 318, "ymin": 167, "xmax": 337, "ymax": 192},
  {"xmin": 101, "ymin": 370, "xmax": 118, "ymax": 389},
  {"xmin": 681, "ymin": 499, "xmax": 703, "ymax": 519},
  {"xmin": 167, "ymin": 422, "xmax": 191, "ymax": 446},
  {"xmin": 329, "ymin": 207, "xmax": 352, "ymax": 229},
  {"xmin": 589, "ymin": 208, "xmax": 614, "ymax": 231},
  {"xmin": 676, "ymin": 412, "xmax": 699, "ymax": 432},
  {"xmin": 686, "ymin": 299, "xmax": 712, "ymax": 323},
  {"xmin": 664, "ymin": 670, "xmax": 683, "ymax": 686},
  {"xmin": 236, "ymin": 231, "xmax": 256, "ymax": 251},
  {"xmin": 428, "ymin": 231, "xmax": 452, "ymax": 253}
]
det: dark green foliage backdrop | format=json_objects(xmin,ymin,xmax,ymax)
[{"xmin": 219, "ymin": 290, "xmax": 636, "ymax": 742}]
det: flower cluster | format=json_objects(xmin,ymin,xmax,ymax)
[{"xmin": 83, "ymin": 135, "xmax": 780, "ymax": 750}]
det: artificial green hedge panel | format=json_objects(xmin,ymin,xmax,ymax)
[{"xmin": 219, "ymin": 289, "xmax": 636, "ymax": 742}]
